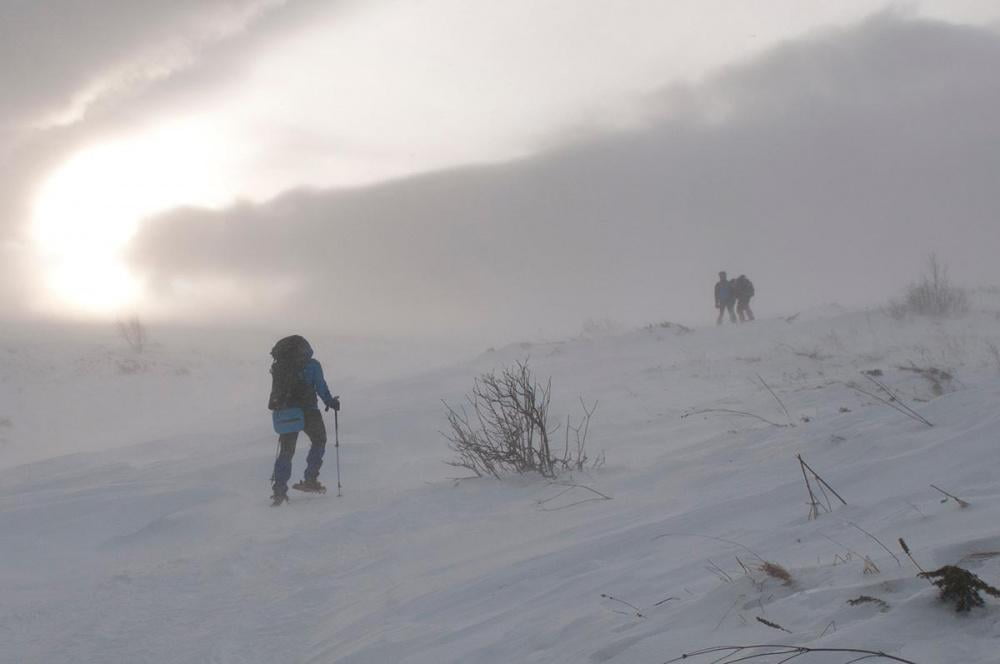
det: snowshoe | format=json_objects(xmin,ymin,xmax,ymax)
[
  {"xmin": 292, "ymin": 479, "xmax": 327, "ymax": 494},
  {"xmin": 271, "ymin": 492, "xmax": 289, "ymax": 506}
]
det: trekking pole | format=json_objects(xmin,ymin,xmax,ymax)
[{"xmin": 334, "ymin": 409, "xmax": 342, "ymax": 497}]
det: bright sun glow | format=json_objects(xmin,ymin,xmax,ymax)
[{"xmin": 32, "ymin": 121, "xmax": 234, "ymax": 315}]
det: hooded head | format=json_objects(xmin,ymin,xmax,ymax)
[{"xmin": 718, "ymin": 271, "xmax": 727, "ymax": 281}]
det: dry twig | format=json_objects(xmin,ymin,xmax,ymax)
[
  {"xmin": 706, "ymin": 559, "xmax": 735, "ymax": 584},
  {"xmin": 651, "ymin": 533, "xmax": 765, "ymax": 563},
  {"xmin": 798, "ymin": 455, "xmax": 847, "ymax": 519},
  {"xmin": 600, "ymin": 593, "xmax": 644, "ymax": 618},
  {"xmin": 899, "ymin": 538, "xmax": 929, "ymax": 577},
  {"xmin": 756, "ymin": 374, "xmax": 792, "ymax": 425},
  {"xmin": 930, "ymin": 484, "xmax": 970, "ymax": 508},
  {"xmin": 849, "ymin": 522, "xmax": 901, "ymax": 568},
  {"xmin": 847, "ymin": 374, "xmax": 934, "ymax": 427},
  {"xmin": 664, "ymin": 644, "xmax": 919, "ymax": 663},
  {"xmin": 818, "ymin": 620, "xmax": 837, "ymax": 637},
  {"xmin": 536, "ymin": 482, "xmax": 612, "ymax": 511},
  {"xmin": 682, "ymin": 408, "xmax": 791, "ymax": 428}
]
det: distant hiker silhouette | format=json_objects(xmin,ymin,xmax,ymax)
[
  {"xmin": 733, "ymin": 274, "xmax": 755, "ymax": 322},
  {"xmin": 267, "ymin": 335, "xmax": 340, "ymax": 505},
  {"xmin": 714, "ymin": 271, "xmax": 737, "ymax": 325}
]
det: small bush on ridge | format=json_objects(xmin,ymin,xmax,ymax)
[{"xmin": 887, "ymin": 254, "xmax": 969, "ymax": 319}]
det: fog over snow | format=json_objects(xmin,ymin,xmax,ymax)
[
  {"xmin": 131, "ymin": 16, "xmax": 1000, "ymax": 339},
  {"xmin": 1, "ymin": 2, "xmax": 999, "ymax": 333}
]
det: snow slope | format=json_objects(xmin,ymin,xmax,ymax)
[{"xmin": 3, "ymin": 300, "xmax": 1000, "ymax": 663}]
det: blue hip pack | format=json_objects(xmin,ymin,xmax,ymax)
[{"xmin": 272, "ymin": 407, "xmax": 305, "ymax": 434}]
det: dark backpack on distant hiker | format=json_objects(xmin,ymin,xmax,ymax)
[
  {"xmin": 268, "ymin": 335, "xmax": 314, "ymax": 433},
  {"xmin": 735, "ymin": 276, "xmax": 755, "ymax": 300}
]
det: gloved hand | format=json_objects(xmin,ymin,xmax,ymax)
[{"xmin": 326, "ymin": 396, "xmax": 341, "ymax": 412}]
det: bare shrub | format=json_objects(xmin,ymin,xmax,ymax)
[
  {"xmin": 886, "ymin": 254, "xmax": 970, "ymax": 319},
  {"xmin": 920, "ymin": 565, "xmax": 1000, "ymax": 612},
  {"xmin": 117, "ymin": 316, "xmax": 147, "ymax": 353},
  {"xmin": 897, "ymin": 364, "xmax": 953, "ymax": 396},
  {"xmin": 580, "ymin": 317, "xmax": 621, "ymax": 338},
  {"xmin": 885, "ymin": 298, "xmax": 910, "ymax": 321},
  {"xmin": 560, "ymin": 399, "xmax": 598, "ymax": 472},
  {"xmin": 443, "ymin": 360, "xmax": 596, "ymax": 479},
  {"xmin": 116, "ymin": 358, "xmax": 146, "ymax": 375},
  {"xmin": 643, "ymin": 320, "xmax": 693, "ymax": 334}
]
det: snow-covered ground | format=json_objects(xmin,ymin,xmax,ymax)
[{"xmin": 3, "ymin": 295, "xmax": 1000, "ymax": 663}]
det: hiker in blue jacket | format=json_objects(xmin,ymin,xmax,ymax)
[
  {"xmin": 714, "ymin": 271, "xmax": 737, "ymax": 325},
  {"xmin": 268, "ymin": 335, "xmax": 339, "ymax": 504}
]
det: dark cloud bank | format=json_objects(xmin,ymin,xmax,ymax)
[
  {"xmin": 0, "ymin": 0, "xmax": 274, "ymax": 303},
  {"xmin": 131, "ymin": 16, "xmax": 1000, "ymax": 339},
  {"xmin": 0, "ymin": 0, "xmax": 342, "ymax": 284}
]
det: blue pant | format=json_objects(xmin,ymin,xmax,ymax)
[{"xmin": 272, "ymin": 408, "xmax": 326, "ymax": 492}]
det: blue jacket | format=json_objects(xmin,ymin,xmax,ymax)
[
  {"xmin": 297, "ymin": 359, "xmax": 336, "ymax": 411},
  {"xmin": 715, "ymin": 280, "xmax": 734, "ymax": 305}
]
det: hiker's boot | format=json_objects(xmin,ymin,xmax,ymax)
[
  {"xmin": 292, "ymin": 478, "xmax": 327, "ymax": 494},
  {"xmin": 271, "ymin": 483, "xmax": 289, "ymax": 506}
]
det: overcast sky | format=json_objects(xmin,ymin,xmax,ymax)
[{"xmin": 2, "ymin": 1, "xmax": 1000, "ymax": 339}]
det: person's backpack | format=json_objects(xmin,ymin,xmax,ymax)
[
  {"xmin": 267, "ymin": 335, "xmax": 314, "ymax": 411},
  {"xmin": 742, "ymin": 277, "xmax": 755, "ymax": 298}
]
